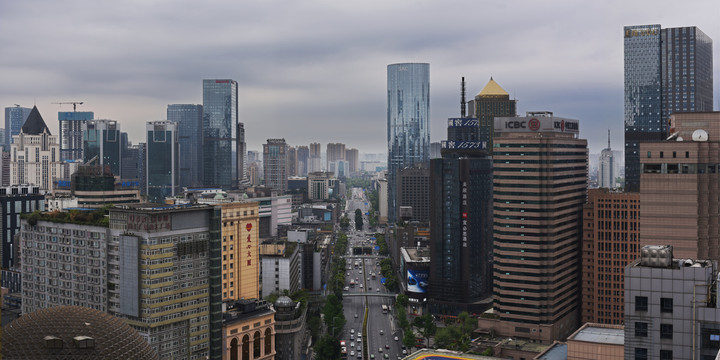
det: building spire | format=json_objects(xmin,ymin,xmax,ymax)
[{"xmin": 608, "ymin": 129, "xmax": 611, "ymax": 149}]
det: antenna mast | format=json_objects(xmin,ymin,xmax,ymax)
[
  {"xmin": 608, "ymin": 129, "xmax": 611, "ymax": 149},
  {"xmin": 460, "ymin": 77, "xmax": 466, "ymax": 118}
]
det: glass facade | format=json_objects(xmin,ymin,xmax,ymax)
[
  {"xmin": 59, "ymin": 111, "xmax": 94, "ymax": 161},
  {"xmin": 387, "ymin": 63, "xmax": 430, "ymax": 224},
  {"xmin": 146, "ymin": 121, "xmax": 178, "ymax": 203},
  {"xmin": 624, "ymin": 25, "xmax": 713, "ymax": 192},
  {"xmin": 168, "ymin": 104, "xmax": 203, "ymax": 188},
  {"xmin": 4, "ymin": 106, "xmax": 32, "ymax": 151},
  {"xmin": 203, "ymin": 79, "xmax": 238, "ymax": 189},
  {"xmin": 83, "ymin": 120, "xmax": 121, "ymax": 176}
]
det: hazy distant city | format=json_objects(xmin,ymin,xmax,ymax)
[{"xmin": 2, "ymin": 1, "xmax": 720, "ymax": 360}]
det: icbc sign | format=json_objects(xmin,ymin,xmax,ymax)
[{"xmin": 528, "ymin": 118, "xmax": 540, "ymax": 131}]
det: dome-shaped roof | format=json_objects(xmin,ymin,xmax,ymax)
[
  {"xmin": 275, "ymin": 296, "xmax": 294, "ymax": 307},
  {"xmin": 3, "ymin": 306, "xmax": 159, "ymax": 360}
]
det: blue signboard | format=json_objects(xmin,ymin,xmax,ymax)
[
  {"xmin": 447, "ymin": 118, "xmax": 479, "ymax": 127},
  {"xmin": 374, "ymin": 246, "xmax": 380, "ymax": 250},
  {"xmin": 441, "ymin": 140, "xmax": 487, "ymax": 150},
  {"xmin": 380, "ymin": 278, "xmax": 386, "ymax": 284}
]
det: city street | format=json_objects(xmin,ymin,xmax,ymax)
[{"xmin": 339, "ymin": 188, "xmax": 406, "ymax": 360}]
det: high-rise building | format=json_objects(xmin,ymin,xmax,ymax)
[
  {"xmin": 203, "ymin": 79, "xmax": 238, "ymax": 189},
  {"xmin": 624, "ymin": 24, "xmax": 713, "ymax": 192},
  {"xmin": 640, "ymin": 112, "xmax": 720, "ymax": 260},
  {"xmin": 10, "ymin": 106, "xmax": 62, "ymax": 191},
  {"xmin": 396, "ymin": 164, "xmax": 429, "ymax": 223},
  {"xmin": 598, "ymin": 130, "xmax": 616, "ymax": 188},
  {"xmin": 146, "ymin": 121, "xmax": 179, "ymax": 202},
  {"xmin": 307, "ymin": 171, "xmax": 333, "ymax": 201},
  {"xmin": 428, "ymin": 114, "xmax": 492, "ymax": 314},
  {"xmin": 4, "ymin": 105, "xmax": 31, "ymax": 151},
  {"xmin": 326, "ymin": 143, "xmax": 345, "ymax": 171},
  {"xmin": 346, "ymin": 148, "xmax": 359, "ymax": 174},
  {"xmin": 263, "ymin": 139, "xmax": 288, "ymax": 193},
  {"xmin": 308, "ymin": 143, "xmax": 322, "ymax": 172},
  {"xmin": 58, "ymin": 110, "xmax": 94, "ymax": 161},
  {"xmin": 387, "ymin": 63, "xmax": 430, "ymax": 224},
  {"xmin": 481, "ymin": 112, "xmax": 587, "ymax": 343},
  {"xmin": 83, "ymin": 120, "xmax": 121, "ymax": 176},
  {"xmin": 296, "ymin": 146, "xmax": 309, "ymax": 176},
  {"xmin": 0, "ymin": 185, "xmax": 43, "ymax": 269},
  {"xmin": 167, "ymin": 104, "xmax": 203, "ymax": 188},
  {"xmin": 581, "ymin": 189, "xmax": 640, "ymax": 325},
  {"xmin": 286, "ymin": 146, "xmax": 297, "ymax": 177},
  {"xmin": 122, "ymin": 142, "xmax": 145, "ymax": 194},
  {"xmin": 220, "ymin": 202, "xmax": 259, "ymax": 301},
  {"xmin": 237, "ymin": 122, "xmax": 247, "ymax": 187},
  {"xmin": 467, "ymin": 77, "xmax": 517, "ymax": 152},
  {"xmin": 260, "ymin": 242, "xmax": 301, "ymax": 298},
  {"xmin": 429, "ymin": 142, "xmax": 441, "ymax": 159}
]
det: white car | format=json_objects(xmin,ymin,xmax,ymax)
[
  {"xmin": 351, "ymin": 351, "xmax": 355, "ymax": 356},
  {"xmin": 351, "ymin": 329, "xmax": 355, "ymax": 334},
  {"xmin": 394, "ymin": 336, "xmax": 398, "ymax": 341}
]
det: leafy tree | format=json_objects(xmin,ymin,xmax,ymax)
[
  {"xmin": 354, "ymin": 208, "xmax": 364, "ymax": 230},
  {"xmin": 415, "ymin": 314, "xmax": 436, "ymax": 348},
  {"xmin": 340, "ymin": 215, "xmax": 350, "ymax": 230},
  {"xmin": 396, "ymin": 293, "xmax": 409, "ymax": 308},
  {"xmin": 434, "ymin": 327, "xmax": 455, "ymax": 349},
  {"xmin": 403, "ymin": 330, "xmax": 416, "ymax": 349},
  {"xmin": 314, "ymin": 334, "xmax": 341, "ymax": 359},
  {"xmin": 308, "ymin": 316, "xmax": 321, "ymax": 341}
]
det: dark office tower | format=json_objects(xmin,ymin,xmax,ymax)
[
  {"xmin": 486, "ymin": 112, "xmax": 587, "ymax": 343},
  {"xmin": 58, "ymin": 110, "xmax": 94, "ymax": 161},
  {"xmin": 4, "ymin": 106, "xmax": 31, "ymax": 151},
  {"xmin": 168, "ymin": 104, "xmax": 203, "ymax": 188},
  {"xmin": 146, "ymin": 121, "xmax": 179, "ymax": 203},
  {"xmin": 263, "ymin": 139, "xmax": 288, "ymax": 192},
  {"xmin": 466, "ymin": 78, "xmax": 517, "ymax": 153},
  {"xmin": 387, "ymin": 63, "xmax": 430, "ymax": 224},
  {"xmin": 203, "ymin": 79, "xmax": 238, "ymax": 189},
  {"xmin": 624, "ymin": 25, "xmax": 713, "ymax": 192},
  {"xmin": 237, "ymin": 122, "xmax": 246, "ymax": 187},
  {"xmin": 286, "ymin": 146, "xmax": 297, "ymax": 177},
  {"xmin": 396, "ymin": 164, "xmax": 430, "ymax": 223},
  {"xmin": 346, "ymin": 148, "xmax": 359, "ymax": 174},
  {"xmin": 122, "ymin": 143, "xmax": 145, "ymax": 193},
  {"xmin": 82, "ymin": 120, "xmax": 121, "ymax": 176},
  {"xmin": 296, "ymin": 146, "xmax": 309, "ymax": 176},
  {"xmin": 428, "ymin": 117, "xmax": 492, "ymax": 314}
]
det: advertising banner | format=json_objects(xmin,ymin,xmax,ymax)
[{"xmin": 407, "ymin": 269, "xmax": 429, "ymax": 294}]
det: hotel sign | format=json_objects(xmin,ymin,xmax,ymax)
[{"xmin": 625, "ymin": 27, "xmax": 660, "ymax": 38}]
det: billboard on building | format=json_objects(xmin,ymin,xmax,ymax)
[
  {"xmin": 494, "ymin": 116, "xmax": 579, "ymax": 134},
  {"xmin": 407, "ymin": 269, "xmax": 429, "ymax": 294}
]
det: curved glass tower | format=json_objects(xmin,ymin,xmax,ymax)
[{"xmin": 387, "ymin": 63, "xmax": 430, "ymax": 224}]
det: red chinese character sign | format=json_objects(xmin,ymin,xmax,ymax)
[{"xmin": 246, "ymin": 222, "xmax": 254, "ymax": 266}]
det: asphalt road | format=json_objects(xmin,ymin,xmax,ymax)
[{"xmin": 340, "ymin": 188, "xmax": 407, "ymax": 360}]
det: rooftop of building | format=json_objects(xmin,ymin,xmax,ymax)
[
  {"xmin": 222, "ymin": 299, "xmax": 275, "ymax": 326},
  {"xmin": 259, "ymin": 241, "xmax": 298, "ymax": 258},
  {"xmin": 3, "ymin": 305, "xmax": 158, "ymax": 360},
  {"xmin": 567, "ymin": 323, "xmax": 624, "ymax": 345},
  {"xmin": 533, "ymin": 341, "xmax": 567, "ymax": 360},
  {"xmin": 476, "ymin": 77, "xmax": 509, "ymax": 97},
  {"xmin": 630, "ymin": 245, "xmax": 715, "ymax": 270},
  {"xmin": 20, "ymin": 106, "xmax": 51, "ymax": 135},
  {"xmin": 402, "ymin": 247, "xmax": 431, "ymax": 263},
  {"xmin": 404, "ymin": 348, "xmax": 502, "ymax": 360},
  {"xmin": 22, "ymin": 207, "xmax": 110, "ymax": 227}
]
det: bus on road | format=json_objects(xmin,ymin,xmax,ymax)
[{"xmin": 382, "ymin": 305, "xmax": 388, "ymax": 314}]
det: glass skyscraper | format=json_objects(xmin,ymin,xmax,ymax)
[
  {"xmin": 83, "ymin": 120, "xmax": 121, "ymax": 176},
  {"xmin": 387, "ymin": 63, "xmax": 430, "ymax": 224},
  {"xmin": 624, "ymin": 24, "xmax": 713, "ymax": 192},
  {"xmin": 167, "ymin": 104, "xmax": 203, "ymax": 188},
  {"xmin": 203, "ymin": 79, "xmax": 238, "ymax": 189},
  {"xmin": 146, "ymin": 121, "xmax": 179, "ymax": 203},
  {"xmin": 4, "ymin": 106, "xmax": 31, "ymax": 151}
]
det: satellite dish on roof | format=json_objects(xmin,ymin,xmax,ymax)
[{"xmin": 692, "ymin": 129, "xmax": 709, "ymax": 142}]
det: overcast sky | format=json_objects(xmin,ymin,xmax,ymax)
[{"xmin": 1, "ymin": 0, "xmax": 719, "ymax": 156}]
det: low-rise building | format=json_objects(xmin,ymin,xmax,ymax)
[
  {"xmin": 223, "ymin": 299, "xmax": 276, "ymax": 360},
  {"xmin": 259, "ymin": 242, "xmax": 301, "ymax": 298}
]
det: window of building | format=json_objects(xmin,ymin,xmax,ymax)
[
  {"xmin": 661, "ymin": 298, "xmax": 673, "ymax": 313},
  {"xmin": 647, "ymin": 151, "xmax": 652, "ymax": 158},
  {"xmin": 661, "ymin": 324, "xmax": 673, "ymax": 339},
  {"xmin": 660, "ymin": 350, "xmax": 673, "ymax": 360},
  {"xmin": 673, "ymin": 151, "xmax": 676, "ymax": 158},
  {"xmin": 635, "ymin": 348, "xmax": 648, "ymax": 360},
  {"xmin": 636, "ymin": 296, "xmax": 648, "ymax": 311},
  {"xmin": 686, "ymin": 151, "xmax": 690, "ymax": 158},
  {"xmin": 660, "ymin": 151, "xmax": 664, "ymax": 158},
  {"xmin": 635, "ymin": 322, "xmax": 648, "ymax": 337}
]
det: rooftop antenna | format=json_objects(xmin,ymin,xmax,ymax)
[
  {"xmin": 608, "ymin": 129, "xmax": 611, "ymax": 149},
  {"xmin": 460, "ymin": 76, "xmax": 466, "ymax": 118}
]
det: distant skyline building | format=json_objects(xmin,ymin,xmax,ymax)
[
  {"xmin": 326, "ymin": 143, "xmax": 346, "ymax": 171},
  {"xmin": 296, "ymin": 145, "xmax": 309, "ymax": 176},
  {"xmin": 10, "ymin": 106, "xmax": 62, "ymax": 191},
  {"xmin": 83, "ymin": 119, "xmax": 121, "ymax": 176},
  {"xmin": 467, "ymin": 77, "xmax": 517, "ymax": 152},
  {"xmin": 286, "ymin": 145, "xmax": 297, "ymax": 177},
  {"xmin": 263, "ymin": 138, "xmax": 288, "ymax": 193},
  {"xmin": 145, "ymin": 121, "xmax": 179, "ymax": 203},
  {"xmin": 480, "ymin": 112, "xmax": 587, "ymax": 343},
  {"xmin": 308, "ymin": 142, "xmax": 322, "ymax": 173},
  {"xmin": 346, "ymin": 148, "xmax": 359, "ymax": 174},
  {"xmin": 121, "ymin": 142, "xmax": 145, "ymax": 194},
  {"xmin": 396, "ymin": 164, "xmax": 429, "ymax": 223},
  {"xmin": 0, "ymin": 185, "xmax": 43, "ymax": 269},
  {"xmin": 167, "ymin": 104, "xmax": 203, "ymax": 188},
  {"xmin": 203, "ymin": 79, "xmax": 238, "ymax": 189},
  {"xmin": 4, "ymin": 105, "xmax": 31, "ymax": 152},
  {"xmin": 58, "ymin": 110, "xmax": 94, "ymax": 161},
  {"xmin": 387, "ymin": 62, "xmax": 430, "ymax": 224},
  {"xmin": 237, "ymin": 122, "xmax": 247, "ymax": 187},
  {"xmin": 624, "ymin": 24, "xmax": 714, "ymax": 192},
  {"xmin": 598, "ymin": 130, "xmax": 616, "ymax": 188}
]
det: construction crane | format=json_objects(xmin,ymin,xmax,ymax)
[{"xmin": 51, "ymin": 101, "xmax": 84, "ymax": 111}]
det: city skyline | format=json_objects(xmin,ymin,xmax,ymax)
[{"xmin": 1, "ymin": 1, "xmax": 719, "ymax": 155}]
